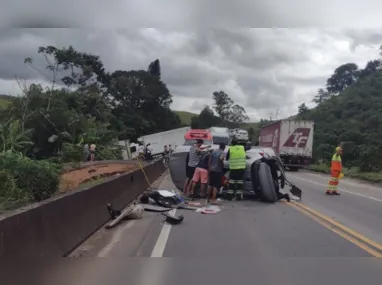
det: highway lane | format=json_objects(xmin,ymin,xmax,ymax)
[
  {"xmin": 62, "ymin": 172, "xmax": 382, "ymax": 285},
  {"xmin": 287, "ymin": 171, "xmax": 382, "ymax": 245}
]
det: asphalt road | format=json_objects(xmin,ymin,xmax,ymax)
[
  {"xmin": 287, "ymin": 171, "xmax": 382, "ymax": 245},
  {"xmin": 63, "ymin": 171, "xmax": 382, "ymax": 285}
]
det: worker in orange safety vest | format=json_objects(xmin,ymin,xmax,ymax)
[{"xmin": 326, "ymin": 146, "xmax": 343, "ymax": 195}]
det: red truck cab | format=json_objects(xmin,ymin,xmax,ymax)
[{"xmin": 184, "ymin": 129, "xmax": 213, "ymax": 146}]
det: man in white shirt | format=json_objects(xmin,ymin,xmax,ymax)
[{"xmin": 138, "ymin": 144, "xmax": 145, "ymax": 159}]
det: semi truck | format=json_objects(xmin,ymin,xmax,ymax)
[
  {"xmin": 259, "ymin": 120, "xmax": 314, "ymax": 171},
  {"xmin": 138, "ymin": 126, "xmax": 190, "ymax": 156}
]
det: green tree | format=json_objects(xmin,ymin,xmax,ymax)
[
  {"xmin": 297, "ymin": 103, "xmax": 309, "ymax": 116},
  {"xmin": 197, "ymin": 105, "xmax": 219, "ymax": 128},
  {"xmin": 148, "ymin": 59, "xmax": 161, "ymax": 78},
  {"xmin": 326, "ymin": 63, "xmax": 359, "ymax": 94},
  {"xmin": 228, "ymin": 104, "xmax": 249, "ymax": 126},
  {"xmin": 312, "ymin": 88, "xmax": 331, "ymax": 105},
  {"xmin": 212, "ymin": 91, "xmax": 234, "ymax": 122}
]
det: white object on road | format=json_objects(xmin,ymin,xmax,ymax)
[
  {"xmin": 195, "ymin": 205, "xmax": 221, "ymax": 214},
  {"xmin": 156, "ymin": 190, "xmax": 177, "ymax": 197}
]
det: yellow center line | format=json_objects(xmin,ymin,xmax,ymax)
[
  {"xmin": 291, "ymin": 201, "xmax": 382, "ymax": 251},
  {"xmin": 283, "ymin": 201, "xmax": 382, "ymax": 257}
]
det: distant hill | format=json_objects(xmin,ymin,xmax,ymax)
[
  {"xmin": 173, "ymin": 110, "xmax": 198, "ymax": 125},
  {"xmin": 0, "ymin": 94, "xmax": 13, "ymax": 109}
]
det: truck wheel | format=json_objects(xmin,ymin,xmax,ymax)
[
  {"xmin": 289, "ymin": 167, "xmax": 299, "ymax": 172},
  {"xmin": 256, "ymin": 162, "xmax": 278, "ymax": 203}
]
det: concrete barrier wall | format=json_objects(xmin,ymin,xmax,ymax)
[{"xmin": 0, "ymin": 159, "xmax": 166, "ymax": 261}]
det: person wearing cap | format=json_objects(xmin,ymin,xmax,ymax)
[
  {"xmin": 326, "ymin": 146, "xmax": 343, "ymax": 195},
  {"xmin": 226, "ymin": 138, "xmax": 247, "ymax": 201}
]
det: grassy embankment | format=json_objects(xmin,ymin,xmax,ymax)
[
  {"xmin": 0, "ymin": 94, "xmax": 13, "ymax": 109},
  {"xmin": 307, "ymin": 164, "xmax": 382, "ymax": 183}
]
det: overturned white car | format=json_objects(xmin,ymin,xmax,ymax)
[{"xmin": 168, "ymin": 145, "xmax": 302, "ymax": 203}]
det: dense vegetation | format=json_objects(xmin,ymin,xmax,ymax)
[
  {"xmin": 296, "ymin": 46, "xmax": 382, "ymax": 182},
  {"xmin": 0, "ymin": 45, "xmax": 186, "ymax": 210},
  {"xmin": 0, "ymin": 45, "xmax": 253, "ymax": 211}
]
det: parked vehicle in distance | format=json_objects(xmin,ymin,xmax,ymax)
[
  {"xmin": 259, "ymin": 120, "xmax": 314, "ymax": 171},
  {"xmin": 229, "ymin": 128, "xmax": 249, "ymax": 142},
  {"xmin": 211, "ymin": 131, "xmax": 230, "ymax": 149},
  {"xmin": 209, "ymin": 127, "xmax": 229, "ymax": 134},
  {"xmin": 236, "ymin": 129, "xmax": 249, "ymax": 141}
]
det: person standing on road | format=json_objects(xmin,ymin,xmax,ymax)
[
  {"xmin": 208, "ymin": 143, "xmax": 226, "ymax": 203},
  {"xmin": 184, "ymin": 139, "xmax": 210, "ymax": 195},
  {"xmin": 190, "ymin": 150, "xmax": 211, "ymax": 198},
  {"xmin": 326, "ymin": 146, "xmax": 343, "ymax": 196},
  {"xmin": 145, "ymin": 143, "xmax": 153, "ymax": 161},
  {"xmin": 226, "ymin": 139, "xmax": 246, "ymax": 201}
]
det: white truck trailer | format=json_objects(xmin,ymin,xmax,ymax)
[
  {"xmin": 259, "ymin": 120, "xmax": 314, "ymax": 171},
  {"xmin": 138, "ymin": 126, "xmax": 190, "ymax": 156}
]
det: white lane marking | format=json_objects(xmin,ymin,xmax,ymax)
[
  {"xmin": 150, "ymin": 209, "xmax": 176, "ymax": 257},
  {"xmin": 97, "ymin": 220, "xmax": 136, "ymax": 257},
  {"xmin": 289, "ymin": 175, "xmax": 382, "ymax": 203}
]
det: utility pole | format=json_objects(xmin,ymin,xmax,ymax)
[{"xmin": 275, "ymin": 109, "xmax": 280, "ymax": 120}]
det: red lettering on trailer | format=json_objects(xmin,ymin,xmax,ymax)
[{"xmin": 283, "ymin": 128, "xmax": 311, "ymax": 148}]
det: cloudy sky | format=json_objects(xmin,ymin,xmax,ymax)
[{"xmin": 0, "ymin": 2, "xmax": 382, "ymax": 121}]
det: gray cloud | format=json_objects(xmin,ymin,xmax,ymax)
[
  {"xmin": 2, "ymin": 0, "xmax": 382, "ymax": 28},
  {"xmin": 0, "ymin": 27, "xmax": 380, "ymax": 121}
]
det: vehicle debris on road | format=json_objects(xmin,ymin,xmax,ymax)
[
  {"xmin": 162, "ymin": 211, "xmax": 184, "ymax": 225},
  {"xmin": 105, "ymin": 203, "xmax": 144, "ymax": 229}
]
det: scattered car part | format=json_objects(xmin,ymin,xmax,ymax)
[
  {"xmin": 149, "ymin": 190, "xmax": 182, "ymax": 208},
  {"xmin": 126, "ymin": 204, "xmax": 144, "ymax": 219},
  {"xmin": 105, "ymin": 203, "xmax": 135, "ymax": 229},
  {"xmin": 162, "ymin": 211, "xmax": 184, "ymax": 225},
  {"xmin": 143, "ymin": 204, "xmax": 172, "ymax": 212},
  {"xmin": 107, "ymin": 203, "xmax": 121, "ymax": 219},
  {"xmin": 289, "ymin": 185, "xmax": 302, "ymax": 200},
  {"xmin": 196, "ymin": 205, "xmax": 222, "ymax": 214}
]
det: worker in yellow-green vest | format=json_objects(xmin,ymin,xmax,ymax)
[
  {"xmin": 225, "ymin": 138, "xmax": 247, "ymax": 201},
  {"xmin": 326, "ymin": 146, "xmax": 343, "ymax": 196}
]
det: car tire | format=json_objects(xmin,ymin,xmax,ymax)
[{"xmin": 257, "ymin": 162, "xmax": 278, "ymax": 203}]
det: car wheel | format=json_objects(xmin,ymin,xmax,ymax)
[{"xmin": 257, "ymin": 162, "xmax": 278, "ymax": 203}]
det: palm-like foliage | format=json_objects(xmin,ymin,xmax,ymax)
[{"xmin": 0, "ymin": 119, "xmax": 33, "ymax": 153}]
